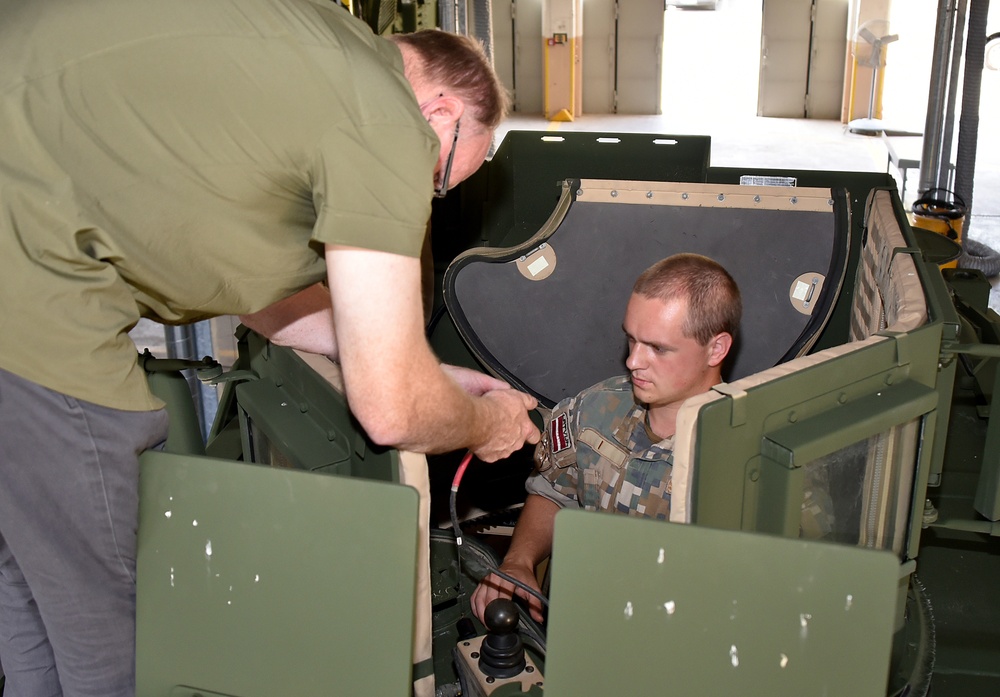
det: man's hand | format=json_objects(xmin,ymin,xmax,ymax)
[
  {"xmin": 440, "ymin": 364, "xmax": 510, "ymax": 396},
  {"xmin": 326, "ymin": 245, "xmax": 540, "ymax": 456},
  {"xmin": 442, "ymin": 364, "xmax": 539, "ymax": 461},
  {"xmin": 473, "ymin": 389, "xmax": 540, "ymax": 462},
  {"xmin": 471, "ymin": 562, "xmax": 545, "ymax": 624}
]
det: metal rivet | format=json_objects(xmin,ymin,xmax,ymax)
[
  {"xmin": 463, "ymin": 642, "xmax": 470, "ymax": 647},
  {"xmin": 749, "ymin": 469, "xmax": 760, "ymax": 482},
  {"xmin": 576, "ymin": 189, "xmax": 583, "ymax": 196},
  {"xmin": 838, "ymin": 393, "xmax": 848, "ymax": 404},
  {"xmin": 717, "ymin": 193, "xmax": 725, "ymax": 201},
  {"xmin": 885, "ymin": 374, "xmax": 894, "ymax": 385},
  {"xmin": 471, "ymin": 652, "xmax": 479, "ymax": 659},
  {"xmin": 611, "ymin": 190, "xmax": 618, "ymax": 197},
  {"xmin": 828, "ymin": 199, "xmax": 834, "ymax": 206},
  {"xmin": 486, "ymin": 676, "xmax": 495, "ymax": 684},
  {"xmin": 539, "ymin": 243, "xmax": 547, "ymax": 249},
  {"xmin": 788, "ymin": 411, "xmax": 798, "ymax": 423},
  {"xmin": 646, "ymin": 191, "xmax": 653, "ymax": 199},
  {"xmin": 682, "ymin": 192, "xmax": 689, "ymax": 199},
  {"xmin": 518, "ymin": 255, "xmax": 526, "ymax": 262},
  {"xmin": 790, "ymin": 196, "xmax": 798, "ymax": 204},
  {"xmin": 526, "ymin": 666, "xmax": 535, "ymax": 673},
  {"xmin": 754, "ymin": 195, "xmax": 761, "ymax": 203}
]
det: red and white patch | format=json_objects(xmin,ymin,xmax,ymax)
[{"xmin": 549, "ymin": 413, "xmax": 571, "ymax": 453}]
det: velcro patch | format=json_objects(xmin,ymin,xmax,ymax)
[{"xmin": 549, "ymin": 412, "xmax": 572, "ymax": 454}]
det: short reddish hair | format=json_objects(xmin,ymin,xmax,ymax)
[
  {"xmin": 390, "ymin": 30, "xmax": 510, "ymax": 130},
  {"xmin": 633, "ymin": 254, "xmax": 742, "ymax": 345}
]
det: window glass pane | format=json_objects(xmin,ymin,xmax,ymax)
[{"xmin": 799, "ymin": 418, "xmax": 920, "ymax": 554}]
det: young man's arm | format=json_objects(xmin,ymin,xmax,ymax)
[{"xmin": 470, "ymin": 494, "xmax": 560, "ymax": 623}]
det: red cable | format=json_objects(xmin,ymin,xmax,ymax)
[{"xmin": 451, "ymin": 450, "xmax": 473, "ymax": 491}]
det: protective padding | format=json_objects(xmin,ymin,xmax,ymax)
[
  {"xmin": 445, "ymin": 179, "xmax": 850, "ymax": 407},
  {"xmin": 851, "ymin": 189, "xmax": 928, "ymax": 340}
]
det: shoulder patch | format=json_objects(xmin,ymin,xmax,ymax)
[{"xmin": 549, "ymin": 412, "xmax": 573, "ymax": 454}]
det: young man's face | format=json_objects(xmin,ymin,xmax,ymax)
[{"xmin": 623, "ymin": 293, "xmax": 721, "ymax": 412}]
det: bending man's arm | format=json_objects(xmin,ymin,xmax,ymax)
[
  {"xmin": 325, "ymin": 244, "xmax": 539, "ymax": 461},
  {"xmin": 239, "ymin": 282, "xmax": 338, "ymax": 358},
  {"xmin": 471, "ymin": 494, "xmax": 559, "ymax": 623}
]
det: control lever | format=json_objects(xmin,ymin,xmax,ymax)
[
  {"xmin": 479, "ymin": 599, "xmax": 527, "ymax": 678},
  {"xmin": 453, "ymin": 599, "xmax": 544, "ymax": 695}
]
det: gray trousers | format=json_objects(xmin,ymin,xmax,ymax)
[{"xmin": 0, "ymin": 368, "xmax": 169, "ymax": 697}]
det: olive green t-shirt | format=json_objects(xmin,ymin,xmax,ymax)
[{"xmin": 0, "ymin": 0, "xmax": 438, "ymax": 410}]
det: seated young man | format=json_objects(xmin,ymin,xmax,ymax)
[{"xmin": 471, "ymin": 253, "xmax": 742, "ymax": 623}]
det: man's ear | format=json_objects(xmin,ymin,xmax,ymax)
[
  {"xmin": 706, "ymin": 332, "xmax": 733, "ymax": 368},
  {"xmin": 419, "ymin": 94, "xmax": 465, "ymax": 126}
]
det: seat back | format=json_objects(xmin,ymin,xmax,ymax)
[{"xmin": 445, "ymin": 178, "xmax": 850, "ymax": 408}]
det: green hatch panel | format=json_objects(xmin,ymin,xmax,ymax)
[
  {"xmin": 543, "ymin": 509, "xmax": 898, "ymax": 697},
  {"xmin": 136, "ymin": 450, "xmax": 418, "ymax": 697}
]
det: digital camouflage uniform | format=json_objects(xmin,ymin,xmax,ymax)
[{"xmin": 526, "ymin": 376, "xmax": 675, "ymax": 519}]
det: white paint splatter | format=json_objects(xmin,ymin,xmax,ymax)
[
  {"xmin": 730, "ymin": 645, "xmax": 739, "ymax": 667},
  {"xmin": 664, "ymin": 600, "xmax": 676, "ymax": 615},
  {"xmin": 169, "ymin": 567, "xmax": 175, "ymax": 588},
  {"xmin": 164, "ymin": 510, "xmax": 172, "ymax": 518},
  {"xmin": 800, "ymin": 613, "xmax": 812, "ymax": 639},
  {"xmin": 192, "ymin": 519, "xmax": 198, "ymax": 527},
  {"xmin": 205, "ymin": 540, "xmax": 213, "ymax": 558},
  {"xmin": 254, "ymin": 574, "xmax": 260, "ymax": 583},
  {"xmin": 657, "ymin": 548, "xmax": 665, "ymax": 564},
  {"xmin": 780, "ymin": 653, "xmax": 789, "ymax": 668},
  {"xmin": 845, "ymin": 594, "xmax": 854, "ymax": 611},
  {"xmin": 624, "ymin": 601, "xmax": 634, "ymax": 619}
]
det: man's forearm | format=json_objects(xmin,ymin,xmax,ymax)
[
  {"xmin": 238, "ymin": 283, "xmax": 338, "ymax": 357},
  {"xmin": 503, "ymin": 494, "xmax": 561, "ymax": 572},
  {"xmin": 326, "ymin": 245, "xmax": 538, "ymax": 460}
]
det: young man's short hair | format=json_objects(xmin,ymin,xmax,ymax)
[{"xmin": 632, "ymin": 253, "xmax": 742, "ymax": 345}]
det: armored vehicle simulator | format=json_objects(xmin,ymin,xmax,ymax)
[{"xmin": 121, "ymin": 131, "xmax": 996, "ymax": 697}]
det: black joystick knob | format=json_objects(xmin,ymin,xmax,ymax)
[{"xmin": 478, "ymin": 598, "xmax": 526, "ymax": 679}]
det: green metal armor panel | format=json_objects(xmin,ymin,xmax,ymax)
[
  {"xmin": 136, "ymin": 450, "xmax": 419, "ymax": 697},
  {"xmin": 543, "ymin": 509, "xmax": 899, "ymax": 697}
]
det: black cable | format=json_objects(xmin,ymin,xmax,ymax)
[{"xmin": 450, "ymin": 452, "xmax": 550, "ymax": 613}]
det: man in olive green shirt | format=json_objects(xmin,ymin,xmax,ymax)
[{"xmin": 0, "ymin": 1, "xmax": 539, "ymax": 694}]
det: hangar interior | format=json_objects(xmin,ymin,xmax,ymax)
[{"xmin": 83, "ymin": 0, "xmax": 1000, "ymax": 696}]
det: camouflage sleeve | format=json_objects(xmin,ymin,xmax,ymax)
[
  {"xmin": 524, "ymin": 395, "xmax": 581, "ymax": 508},
  {"xmin": 525, "ymin": 470, "xmax": 578, "ymax": 508}
]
